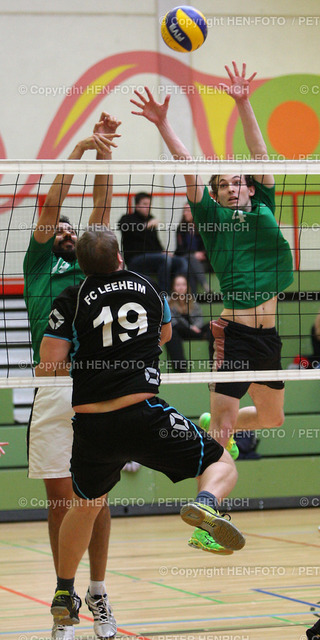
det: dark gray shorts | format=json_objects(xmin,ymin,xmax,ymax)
[{"xmin": 71, "ymin": 396, "xmax": 224, "ymax": 499}]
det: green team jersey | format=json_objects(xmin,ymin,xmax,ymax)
[
  {"xmin": 188, "ymin": 179, "xmax": 293, "ymax": 309},
  {"xmin": 23, "ymin": 234, "xmax": 84, "ymax": 366}
]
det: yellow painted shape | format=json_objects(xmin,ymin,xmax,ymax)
[
  {"xmin": 195, "ymin": 83, "xmax": 235, "ymax": 157},
  {"xmin": 55, "ymin": 64, "xmax": 135, "ymax": 147}
]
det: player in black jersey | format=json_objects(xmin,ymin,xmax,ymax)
[{"xmin": 40, "ymin": 227, "xmax": 245, "ymax": 630}]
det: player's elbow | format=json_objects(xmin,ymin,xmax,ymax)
[
  {"xmin": 160, "ymin": 323, "xmax": 172, "ymax": 346},
  {"xmin": 39, "ymin": 337, "xmax": 70, "ymax": 375},
  {"xmin": 250, "ymin": 144, "xmax": 268, "ymax": 161}
]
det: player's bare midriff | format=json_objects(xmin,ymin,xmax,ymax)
[
  {"xmin": 220, "ymin": 295, "xmax": 277, "ymax": 329},
  {"xmin": 34, "ymin": 364, "xmax": 156, "ymax": 412},
  {"xmin": 73, "ymin": 392, "xmax": 156, "ymax": 413}
]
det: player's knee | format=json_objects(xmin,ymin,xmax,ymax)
[
  {"xmin": 270, "ymin": 410, "xmax": 285, "ymax": 428},
  {"xmin": 257, "ymin": 409, "xmax": 284, "ymax": 429},
  {"xmin": 221, "ymin": 449, "xmax": 238, "ymax": 481},
  {"xmin": 218, "ymin": 421, "xmax": 235, "ymax": 442}
]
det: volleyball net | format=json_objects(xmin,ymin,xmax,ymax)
[{"xmin": 0, "ymin": 159, "xmax": 320, "ymax": 390}]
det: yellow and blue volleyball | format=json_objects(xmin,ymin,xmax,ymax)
[{"xmin": 161, "ymin": 6, "xmax": 208, "ymax": 53}]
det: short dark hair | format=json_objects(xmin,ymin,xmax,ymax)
[
  {"xmin": 209, "ymin": 174, "xmax": 254, "ymax": 197},
  {"xmin": 56, "ymin": 215, "xmax": 77, "ymax": 235},
  {"xmin": 59, "ymin": 215, "xmax": 71, "ymax": 225},
  {"xmin": 76, "ymin": 227, "xmax": 120, "ymax": 276},
  {"xmin": 135, "ymin": 192, "xmax": 151, "ymax": 206}
]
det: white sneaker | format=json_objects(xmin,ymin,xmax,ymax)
[
  {"xmin": 52, "ymin": 624, "xmax": 75, "ymax": 640},
  {"xmin": 85, "ymin": 589, "xmax": 117, "ymax": 638}
]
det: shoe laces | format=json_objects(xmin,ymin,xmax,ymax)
[
  {"xmin": 219, "ymin": 512, "xmax": 231, "ymax": 521},
  {"xmin": 92, "ymin": 594, "xmax": 112, "ymax": 623}
]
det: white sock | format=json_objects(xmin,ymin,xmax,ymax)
[{"xmin": 89, "ymin": 580, "xmax": 106, "ymax": 596}]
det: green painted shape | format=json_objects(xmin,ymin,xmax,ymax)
[
  {"xmin": 253, "ymin": 415, "xmax": 320, "ymax": 456},
  {"xmin": 0, "ymin": 470, "xmax": 46, "ymax": 510},
  {"xmin": 233, "ymin": 74, "xmax": 320, "ymax": 157},
  {"xmin": 228, "ymin": 456, "xmax": 320, "ymax": 499},
  {"xmin": 240, "ymin": 380, "xmax": 320, "ymax": 414},
  {"xmin": 0, "ymin": 426, "xmax": 28, "ymax": 467},
  {"xmin": 277, "ymin": 300, "xmax": 320, "ymax": 335},
  {"xmin": 161, "ymin": 382, "xmax": 209, "ymax": 416},
  {"xmin": 0, "ymin": 390, "xmax": 14, "ymax": 424},
  {"xmin": 162, "ymin": 381, "xmax": 320, "ymax": 418}
]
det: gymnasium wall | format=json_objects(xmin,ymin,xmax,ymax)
[
  {"xmin": 0, "ymin": 1, "xmax": 319, "ymax": 519},
  {"xmin": 0, "ymin": 0, "xmax": 319, "ymax": 162}
]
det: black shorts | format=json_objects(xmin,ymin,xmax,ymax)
[
  {"xmin": 210, "ymin": 318, "xmax": 284, "ymax": 400},
  {"xmin": 70, "ymin": 396, "xmax": 224, "ymax": 499}
]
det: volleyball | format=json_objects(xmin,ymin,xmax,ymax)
[
  {"xmin": 199, "ymin": 412, "xmax": 211, "ymax": 432},
  {"xmin": 161, "ymin": 6, "xmax": 208, "ymax": 52}
]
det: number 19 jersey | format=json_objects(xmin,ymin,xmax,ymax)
[{"xmin": 44, "ymin": 270, "xmax": 169, "ymax": 406}]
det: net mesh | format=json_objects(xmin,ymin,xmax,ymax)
[{"xmin": 0, "ymin": 160, "xmax": 319, "ymax": 394}]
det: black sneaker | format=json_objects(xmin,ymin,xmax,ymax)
[
  {"xmin": 51, "ymin": 590, "xmax": 81, "ymax": 626},
  {"xmin": 306, "ymin": 618, "xmax": 320, "ymax": 639}
]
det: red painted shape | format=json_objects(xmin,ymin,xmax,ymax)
[{"xmin": 0, "ymin": 51, "xmax": 263, "ymax": 213}]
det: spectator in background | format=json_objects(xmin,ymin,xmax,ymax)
[
  {"xmin": 166, "ymin": 274, "xmax": 212, "ymax": 372},
  {"xmin": 118, "ymin": 192, "xmax": 188, "ymax": 294},
  {"xmin": 175, "ymin": 203, "xmax": 211, "ymax": 294}
]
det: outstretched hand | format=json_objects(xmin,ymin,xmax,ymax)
[
  {"xmin": 94, "ymin": 111, "xmax": 122, "ymax": 135},
  {"xmin": 131, "ymin": 87, "xmax": 170, "ymax": 127},
  {"xmin": 79, "ymin": 132, "xmax": 121, "ymax": 155},
  {"xmin": 219, "ymin": 61, "xmax": 257, "ymax": 102}
]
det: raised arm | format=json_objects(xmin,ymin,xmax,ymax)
[
  {"xmin": 219, "ymin": 61, "xmax": 274, "ymax": 187},
  {"xmin": 89, "ymin": 112, "xmax": 122, "ymax": 226},
  {"xmin": 34, "ymin": 124, "xmax": 120, "ymax": 244},
  {"xmin": 131, "ymin": 87, "xmax": 204, "ymax": 203}
]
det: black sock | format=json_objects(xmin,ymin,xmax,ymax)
[
  {"xmin": 56, "ymin": 577, "xmax": 75, "ymax": 595},
  {"xmin": 195, "ymin": 491, "xmax": 218, "ymax": 510}
]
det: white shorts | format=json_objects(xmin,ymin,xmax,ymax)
[{"xmin": 28, "ymin": 386, "xmax": 74, "ymax": 479}]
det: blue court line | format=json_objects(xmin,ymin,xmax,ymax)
[
  {"xmin": 265, "ymin": 584, "xmax": 320, "ymax": 592},
  {"xmin": 254, "ymin": 588, "xmax": 319, "ymax": 607},
  {"xmin": 118, "ymin": 611, "xmax": 313, "ymax": 626}
]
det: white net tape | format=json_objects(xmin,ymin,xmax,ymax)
[
  {"xmin": 0, "ymin": 159, "xmax": 319, "ymax": 175},
  {"xmin": 0, "ymin": 369, "xmax": 319, "ymax": 389}
]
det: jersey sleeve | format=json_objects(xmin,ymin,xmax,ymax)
[
  {"xmin": 251, "ymin": 179, "xmax": 275, "ymax": 214},
  {"xmin": 162, "ymin": 297, "xmax": 171, "ymax": 324},
  {"xmin": 23, "ymin": 233, "xmax": 55, "ymax": 275},
  {"xmin": 43, "ymin": 286, "xmax": 78, "ymax": 342},
  {"xmin": 187, "ymin": 185, "xmax": 218, "ymax": 228}
]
